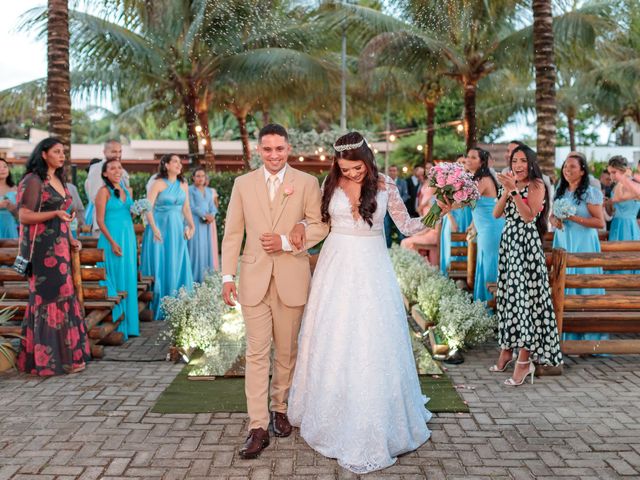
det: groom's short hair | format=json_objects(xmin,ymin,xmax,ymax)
[{"xmin": 259, "ymin": 124, "xmax": 289, "ymax": 143}]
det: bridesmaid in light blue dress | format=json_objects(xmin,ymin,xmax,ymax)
[
  {"xmin": 95, "ymin": 159, "xmax": 139, "ymax": 339},
  {"xmin": 607, "ymin": 156, "xmax": 640, "ymax": 274},
  {"xmin": 465, "ymin": 148, "xmax": 505, "ymax": 303},
  {"xmin": 188, "ymin": 166, "xmax": 219, "ymax": 283},
  {"xmin": 140, "ymin": 154, "xmax": 196, "ymax": 320},
  {"xmin": 0, "ymin": 158, "xmax": 18, "ymax": 238},
  {"xmin": 551, "ymin": 153, "xmax": 607, "ymax": 341}
]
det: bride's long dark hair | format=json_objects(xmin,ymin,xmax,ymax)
[{"xmin": 321, "ymin": 132, "xmax": 379, "ymax": 227}]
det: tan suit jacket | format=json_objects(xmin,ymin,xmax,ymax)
[{"xmin": 221, "ymin": 166, "xmax": 328, "ymax": 307}]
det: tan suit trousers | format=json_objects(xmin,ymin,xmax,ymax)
[{"xmin": 241, "ymin": 276, "xmax": 304, "ymax": 430}]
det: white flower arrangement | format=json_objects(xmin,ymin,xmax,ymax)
[
  {"xmin": 389, "ymin": 245, "xmax": 440, "ymax": 304},
  {"xmin": 389, "ymin": 245, "xmax": 496, "ymax": 351},
  {"xmin": 436, "ymin": 294, "xmax": 495, "ymax": 351},
  {"xmin": 552, "ymin": 197, "xmax": 577, "ymax": 220},
  {"xmin": 159, "ymin": 271, "xmax": 232, "ymax": 352},
  {"xmin": 416, "ymin": 276, "xmax": 459, "ymax": 322}
]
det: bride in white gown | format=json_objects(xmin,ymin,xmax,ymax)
[{"xmin": 288, "ymin": 132, "xmax": 432, "ymax": 473}]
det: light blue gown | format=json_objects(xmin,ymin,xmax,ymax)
[
  {"xmin": 552, "ymin": 186, "xmax": 607, "ymax": 341},
  {"xmin": 0, "ymin": 191, "xmax": 18, "ymax": 238},
  {"xmin": 472, "ymin": 197, "xmax": 505, "ymax": 303},
  {"xmin": 97, "ymin": 187, "xmax": 139, "ymax": 340},
  {"xmin": 609, "ymin": 191, "xmax": 640, "ymax": 274},
  {"xmin": 140, "ymin": 179, "xmax": 193, "ymax": 320},
  {"xmin": 440, "ymin": 206, "xmax": 473, "ymax": 275},
  {"xmin": 187, "ymin": 185, "xmax": 218, "ymax": 283}
]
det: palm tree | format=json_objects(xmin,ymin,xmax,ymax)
[
  {"xmin": 24, "ymin": 0, "xmax": 329, "ymax": 171},
  {"xmin": 532, "ymin": 0, "xmax": 557, "ymax": 174},
  {"xmin": 47, "ymin": 0, "xmax": 71, "ymax": 168}
]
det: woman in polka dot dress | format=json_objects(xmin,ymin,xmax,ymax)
[{"xmin": 491, "ymin": 145, "xmax": 562, "ymax": 386}]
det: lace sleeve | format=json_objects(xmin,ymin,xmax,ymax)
[
  {"xmin": 18, "ymin": 174, "xmax": 43, "ymax": 211},
  {"xmin": 385, "ymin": 175, "xmax": 428, "ymax": 236}
]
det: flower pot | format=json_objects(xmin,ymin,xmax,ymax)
[
  {"xmin": 0, "ymin": 348, "xmax": 17, "ymax": 372},
  {"xmin": 427, "ymin": 327, "xmax": 449, "ymax": 356}
]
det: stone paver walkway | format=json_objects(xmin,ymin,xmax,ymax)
[{"xmin": 1, "ymin": 322, "xmax": 640, "ymax": 479}]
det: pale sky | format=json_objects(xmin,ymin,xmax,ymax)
[{"xmin": 0, "ymin": 1, "xmax": 47, "ymax": 90}]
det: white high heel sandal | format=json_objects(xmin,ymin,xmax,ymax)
[{"xmin": 504, "ymin": 360, "xmax": 535, "ymax": 386}]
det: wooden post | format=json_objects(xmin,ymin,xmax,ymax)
[
  {"xmin": 71, "ymin": 248, "xmax": 85, "ymax": 318},
  {"xmin": 467, "ymin": 236, "xmax": 477, "ymax": 290},
  {"xmin": 550, "ymin": 248, "xmax": 567, "ymax": 338}
]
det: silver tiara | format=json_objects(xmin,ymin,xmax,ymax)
[{"xmin": 333, "ymin": 138, "xmax": 365, "ymax": 153}]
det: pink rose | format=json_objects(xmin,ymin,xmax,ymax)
[
  {"xmin": 283, "ymin": 185, "xmax": 294, "ymax": 196},
  {"xmin": 34, "ymin": 344, "xmax": 51, "ymax": 367},
  {"xmin": 453, "ymin": 190, "xmax": 467, "ymax": 203},
  {"xmin": 54, "ymin": 239, "xmax": 70, "ymax": 261},
  {"xmin": 46, "ymin": 304, "xmax": 65, "ymax": 329},
  {"xmin": 59, "ymin": 263, "xmax": 68, "ymax": 275},
  {"xmin": 61, "ymin": 223, "xmax": 68, "ymax": 234},
  {"xmin": 41, "ymin": 191, "xmax": 51, "ymax": 203},
  {"xmin": 59, "ymin": 275, "xmax": 75, "ymax": 297},
  {"xmin": 44, "ymin": 256, "xmax": 57, "ymax": 268},
  {"xmin": 34, "ymin": 295, "xmax": 43, "ymax": 306},
  {"xmin": 73, "ymin": 348, "xmax": 84, "ymax": 361},
  {"xmin": 66, "ymin": 327, "xmax": 80, "ymax": 349}
]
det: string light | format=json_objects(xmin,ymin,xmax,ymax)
[
  {"xmin": 456, "ymin": 124, "xmax": 464, "ymax": 133},
  {"xmin": 389, "ymin": 134, "xmax": 397, "ymax": 142},
  {"xmin": 402, "ymin": 166, "xmax": 408, "ymax": 173},
  {"xmin": 320, "ymin": 155, "xmax": 326, "ymax": 161},
  {"xmin": 195, "ymin": 125, "xmax": 202, "ymax": 133},
  {"xmin": 373, "ymin": 149, "xmax": 379, "ymax": 154},
  {"xmin": 298, "ymin": 156, "xmax": 304, "ymax": 162},
  {"xmin": 417, "ymin": 145, "xmax": 424, "ymax": 152},
  {"xmin": 200, "ymin": 138, "xmax": 207, "ymax": 146}
]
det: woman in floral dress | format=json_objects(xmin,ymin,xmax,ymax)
[{"xmin": 16, "ymin": 138, "xmax": 91, "ymax": 376}]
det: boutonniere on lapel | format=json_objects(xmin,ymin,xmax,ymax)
[{"xmin": 281, "ymin": 185, "xmax": 294, "ymax": 204}]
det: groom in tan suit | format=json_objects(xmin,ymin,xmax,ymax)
[{"xmin": 221, "ymin": 124, "xmax": 328, "ymax": 459}]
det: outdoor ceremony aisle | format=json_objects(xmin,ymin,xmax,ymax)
[{"xmin": 1, "ymin": 321, "xmax": 640, "ymax": 479}]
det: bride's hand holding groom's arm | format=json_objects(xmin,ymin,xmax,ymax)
[{"xmin": 288, "ymin": 223, "xmax": 306, "ymax": 251}]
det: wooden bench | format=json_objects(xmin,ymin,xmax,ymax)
[
  {"xmin": 550, "ymin": 245, "xmax": 640, "ymax": 355},
  {"xmin": 0, "ymin": 247, "xmax": 126, "ymax": 358}
]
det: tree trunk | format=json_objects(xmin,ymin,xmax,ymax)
[
  {"xmin": 47, "ymin": 0, "xmax": 71, "ymax": 177},
  {"xmin": 196, "ymin": 95, "xmax": 216, "ymax": 172},
  {"xmin": 235, "ymin": 111, "xmax": 252, "ymax": 170},
  {"xmin": 424, "ymin": 99, "xmax": 436, "ymax": 166},
  {"xmin": 463, "ymin": 81, "xmax": 477, "ymax": 150},
  {"xmin": 262, "ymin": 109, "xmax": 270, "ymax": 126},
  {"xmin": 567, "ymin": 112, "xmax": 576, "ymax": 151},
  {"xmin": 182, "ymin": 88, "xmax": 200, "ymax": 164},
  {"xmin": 533, "ymin": 0, "xmax": 558, "ymax": 176}
]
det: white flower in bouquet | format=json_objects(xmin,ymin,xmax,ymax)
[
  {"xmin": 422, "ymin": 162, "xmax": 480, "ymax": 228},
  {"xmin": 130, "ymin": 198, "xmax": 152, "ymax": 225},
  {"xmin": 552, "ymin": 197, "xmax": 576, "ymax": 220}
]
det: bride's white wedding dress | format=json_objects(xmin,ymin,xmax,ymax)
[{"xmin": 288, "ymin": 175, "xmax": 432, "ymax": 474}]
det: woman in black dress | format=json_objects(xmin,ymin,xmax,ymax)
[
  {"xmin": 16, "ymin": 138, "xmax": 90, "ymax": 376},
  {"xmin": 492, "ymin": 145, "xmax": 562, "ymax": 386}
]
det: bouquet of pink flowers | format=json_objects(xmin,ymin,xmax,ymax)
[{"xmin": 421, "ymin": 162, "xmax": 480, "ymax": 228}]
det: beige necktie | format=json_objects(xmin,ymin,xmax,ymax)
[{"xmin": 268, "ymin": 175, "xmax": 280, "ymax": 202}]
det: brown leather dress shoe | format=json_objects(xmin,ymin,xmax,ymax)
[
  {"xmin": 239, "ymin": 427, "xmax": 270, "ymax": 459},
  {"xmin": 270, "ymin": 411, "xmax": 292, "ymax": 438}
]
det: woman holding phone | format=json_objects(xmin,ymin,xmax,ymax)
[{"xmin": 16, "ymin": 138, "xmax": 90, "ymax": 376}]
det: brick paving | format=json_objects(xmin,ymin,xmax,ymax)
[{"xmin": 1, "ymin": 322, "xmax": 640, "ymax": 479}]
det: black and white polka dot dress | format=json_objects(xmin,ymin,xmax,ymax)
[{"xmin": 495, "ymin": 185, "xmax": 562, "ymax": 366}]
